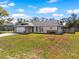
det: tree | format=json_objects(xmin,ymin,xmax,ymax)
[
  {"xmin": 49, "ymin": 18, "xmax": 55, "ymax": 21},
  {"xmin": 0, "ymin": 20, "xmax": 4, "ymax": 25},
  {"xmin": 33, "ymin": 17, "xmax": 39, "ymax": 21},
  {"xmin": 0, "ymin": 7, "xmax": 9, "ymax": 18},
  {"xmin": 17, "ymin": 18, "xmax": 22, "ymax": 24},
  {"xmin": 0, "ymin": 7, "xmax": 9, "ymax": 25},
  {"xmin": 0, "ymin": 7, "xmax": 9, "ymax": 32},
  {"xmin": 64, "ymin": 13, "xmax": 77, "ymax": 28},
  {"xmin": 17, "ymin": 18, "xmax": 27, "ymax": 24},
  {"xmin": 4, "ymin": 18, "xmax": 13, "ymax": 24},
  {"xmin": 71, "ymin": 13, "xmax": 77, "ymax": 20}
]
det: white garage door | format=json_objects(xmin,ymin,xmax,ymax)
[{"xmin": 16, "ymin": 27, "xmax": 25, "ymax": 33}]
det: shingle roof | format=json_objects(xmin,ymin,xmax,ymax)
[
  {"xmin": 15, "ymin": 20, "xmax": 63, "ymax": 27},
  {"xmin": 31, "ymin": 20, "xmax": 63, "ymax": 26}
]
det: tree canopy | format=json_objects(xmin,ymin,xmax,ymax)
[
  {"xmin": 64, "ymin": 13, "xmax": 79, "ymax": 28},
  {"xmin": 0, "ymin": 7, "xmax": 9, "ymax": 25},
  {"xmin": 0, "ymin": 7, "xmax": 9, "ymax": 17}
]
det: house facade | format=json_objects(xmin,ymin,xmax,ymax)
[{"xmin": 14, "ymin": 20, "xmax": 64, "ymax": 34}]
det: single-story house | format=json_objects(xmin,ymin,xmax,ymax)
[{"xmin": 14, "ymin": 20, "xmax": 64, "ymax": 34}]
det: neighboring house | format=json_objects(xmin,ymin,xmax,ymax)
[
  {"xmin": 0, "ymin": 23, "xmax": 14, "ymax": 31},
  {"xmin": 14, "ymin": 20, "xmax": 64, "ymax": 34}
]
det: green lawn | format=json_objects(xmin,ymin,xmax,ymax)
[{"xmin": 0, "ymin": 33, "xmax": 79, "ymax": 59}]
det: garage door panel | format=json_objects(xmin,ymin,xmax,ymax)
[{"xmin": 16, "ymin": 27, "xmax": 25, "ymax": 33}]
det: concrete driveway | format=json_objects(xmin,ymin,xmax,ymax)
[{"xmin": 0, "ymin": 33, "xmax": 16, "ymax": 37}]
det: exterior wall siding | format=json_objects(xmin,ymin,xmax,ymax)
[
  {"xmin": 42, "ymin": 26, "xmax": 57, "ymax": 33},
  {"xmin": 14, "ymin": 26, "xmax": 64, "ymax": 34},
  {"xmin": 56, "ymin": 26, "xmax": 63, "ymax": 34},
  {"xmin": 33, "ymin": 26, "xmax": 58, "ymax": 33}
]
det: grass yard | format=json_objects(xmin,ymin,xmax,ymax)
[{"xmin": 0, "ymin": 33, "xmax": 79, "ymax": 59}]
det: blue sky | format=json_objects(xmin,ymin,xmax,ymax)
[{"xmin": 0, "ymin": 0, "xmax": 79, "ymax": 19}]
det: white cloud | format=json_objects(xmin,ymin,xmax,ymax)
[
  {"xmin": 0, "ymin": 4, "xmax": 9, "ymax": 8},
  {"xmin": 8, "ymin": 3, "xmax": 15, "ymax": 7},
  {"xmin": 0, "ymin": 0, "xmax": 15, "ymax": 8},
  {"xmin": 17, "ymin": 9, "xmax": 25, "ymax": 12},
  {"xmin": 67, "ymin": 10, "xmax": 72, "ymax": 14},
  {"xmin": 47, "ymin": 0, "xmax": 58, "ymax": 3},
  {"xmin": 11, "ymin": 13, "xmax": 31, "ymax": 23},
  {"xmin": 11, "ymin": 13, "xmax": 31, "ymax": 19},
  {"xmin": 28, "ymin": 5, "xmax": 37, "ymax": 9},
  {"xmin": 37, "ymin": 7, "xmax": 58, "ymax": 13},
  {"xmin": 52, "ymin": 13, "xmax": 63, "ymax": 17},
  {"xmin": 3, "ymin": 0, "xmax": 8, "ymax": 3},
  {"xmin": 67, "ymin": 9, "xmax": 79, "ymax": 14},
  {"xmin": 0, "ymin": 0, "xmax": 8, "ymax": 5}
]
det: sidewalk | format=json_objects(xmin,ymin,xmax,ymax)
[{"xmin": 0, "ymin": 33, "xmax": 15, "ymax": 37}]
